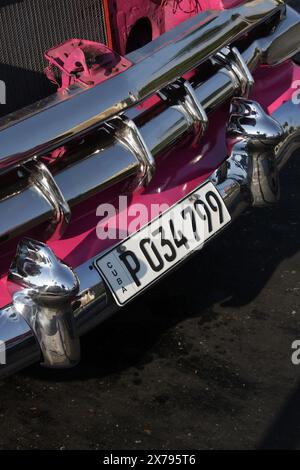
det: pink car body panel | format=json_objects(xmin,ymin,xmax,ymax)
[{"xmin": 110, "ymin": 0, "xmax": 248, "ymax": 54}]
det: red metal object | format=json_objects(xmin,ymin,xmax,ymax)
[
  {"xmin": 103, "ymin": 0, "xmax": 114, "ymax": 49},
  {"xmin": 45, "ymin": 39, "xmax": 132, "ymax": 90}
]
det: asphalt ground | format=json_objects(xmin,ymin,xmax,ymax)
[{"xmin": 0, "ymin": 0, "xmax": 300, "ymax": 451}]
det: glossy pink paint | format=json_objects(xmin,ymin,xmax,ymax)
[
  {"xmin": 109, "ymin": 1, "xmax": 245, "ymax": 55},
  {"xmin": 45, "ymin": 40, "xmax": 132, "ymax": 89}
]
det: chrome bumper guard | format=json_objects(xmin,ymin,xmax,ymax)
[{"xmin": 1, "ymin": 0, "xmax": 300, "ymax": 376}]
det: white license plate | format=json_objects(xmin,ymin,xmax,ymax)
[{"xmin": 95, "ymin": 182, "xmax": 231, "ymax": 306}]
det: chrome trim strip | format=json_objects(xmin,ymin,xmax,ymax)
[
  {"xmin": 0, "ymin": 0, "xmax": 284, "ymax": 170},
  {"xmin": 243, "ymin": 5, "xmax": 300, "ymax": 68},
  {"xmin": 0, "ymin": 144, "xmax": 139, "ymax": 242}
]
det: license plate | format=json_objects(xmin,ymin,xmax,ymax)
[{"xmin": 95, "ymin": 182, "xmax": 231, "ymax": 306}]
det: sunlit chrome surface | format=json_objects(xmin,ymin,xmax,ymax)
[
  {"xmin": 158, "ymin": 79, "xmax": 208, "ymax": 137},
  {"xmin": 214, "ymin": 99, "xmax": 284, "ymax": 208},
  {"xmin": 23, "ymin": 161, "xmax": 71, "ymax": 240},
  {"xmin": 0, "ymin": 0, "xmax": 284, "ymax": 170},
  {"xmin": 7, "ymin": 239, "xmax": 80, "ymax": 368},
  {"xmin": 105, "ymin": 116, "xmax": 155, "ymax": 186},
  {"xmin": 213, "ymin": 46, "xmax": 255, "ymax": 97},
  {"xmin": 243, "ymin": 5, "xmax": 300, "ymax": 69},
  {"xmin": 212, "ymin": 99, "xmax": 300, "ymax": 215}
]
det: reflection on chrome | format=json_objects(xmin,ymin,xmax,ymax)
[
  {"xmin": 212, "ymin": 98, "xmax": 300, "ymax": 216},
  {"xmin": 7, "ymin": 238, "xmax": 80, "ymax": 369}
]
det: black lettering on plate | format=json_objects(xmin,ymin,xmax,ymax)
[
  {"xmin": 119, "ymin": 250, "xmax": 141, "ymax": 287},
  {"xmin": 205, "ymin": 191, "xmax": 224, "ymax": 225},
  {"xmin": 152, "ymin": 226, "xmax": 177, "ymax": 263},
  {"xmin": 140, "ymin": 238, "xmax": 164, "ymax": 272}
]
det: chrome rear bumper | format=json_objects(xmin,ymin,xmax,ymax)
[{"xmin": 1, "ymin": 96, "xmax": 300, "ymax": 377}]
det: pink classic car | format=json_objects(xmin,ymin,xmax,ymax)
[{"xmin": 0, "ymin": 0, "xmax": 299, "ymax": 376}]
